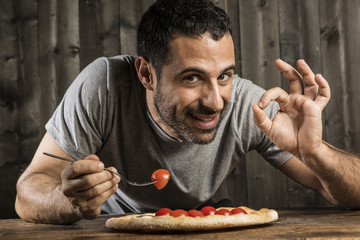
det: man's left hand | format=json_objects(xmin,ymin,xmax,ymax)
[{"xmin": 252, "ymin": 59, "xmax": 331, "ymax": 161}]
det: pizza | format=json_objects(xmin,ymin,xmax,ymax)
[{"xmin": 105, "ymin": 206, "xmax": 278, "ymax": 232}]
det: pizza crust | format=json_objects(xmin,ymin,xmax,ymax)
[{"xmin": 105, "ymin": 207, "xmax": 278, "ymax": 232}]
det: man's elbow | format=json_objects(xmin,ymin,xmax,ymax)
[
  {"xmin": 15, "ymin": 192, "xmax": 33, "ymax": 223},
  {"xmin": 15, "ymin": 178, "xmax": 36, "ymax": 223},
  {"xmin": 324, "ymin": 190, "xmax": 360, "ymax": 210},
  {"xmin": 336, "ymin": 198, "xmax": 360, "ymax": 210}
]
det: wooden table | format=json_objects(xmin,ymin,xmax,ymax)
[{"xmin": 1, "ymin": 209, "xmax": 360, "ymax": 239}]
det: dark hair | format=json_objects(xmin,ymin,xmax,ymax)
[{"xmin": 137, "ymin": 0, "xmax": 232, "ymax": 78}]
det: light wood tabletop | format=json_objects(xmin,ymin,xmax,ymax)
[{"xmin": 1, "ymin": 208, "xmax": 359, "ymax": 239}]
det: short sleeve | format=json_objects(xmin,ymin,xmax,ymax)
[
  {"xmin": 45, "ymin": 57, "xmax": 109, "ymax": 159},
  {"xmin": 232, "ymin": 77, "xmax": 293, "ymax": 168}
]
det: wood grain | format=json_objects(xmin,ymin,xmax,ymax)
[
  {"xmin": 1, "ymin": 0, "xmax": 360, "ymax": 219},
  {"xmin": 1, "ymin": 209, "xmax": 360, "ymax": 239}
]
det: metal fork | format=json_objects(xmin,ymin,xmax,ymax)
[{"xmin": 43, "ymin": 152, "xmax": 156, "ymax": 187}]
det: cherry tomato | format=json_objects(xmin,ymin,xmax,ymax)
[
  {"xmin": 188, "ymin": 210, "xmax": 204, "ymax": 218},
  {"xmin": 151, "ymin": 169, "xmax": 170, "ymax": 190},
  {"xmin": 215, "ymin": 209, "xmax": 232, "ymax": 216},
  {"xmin": 155, "ymin": 208, "xmax": 172, "ymax": 216},
  {"xmin": 200, "ymin": 206, "xmax": 216, "ymax": 216},
  {"xmin": 170, "ymin": 209, "xmax": 189, "ymax": 217},
  {"xmin": 231, "ymin": 207, "xmax": 247, "ymax": 215}
]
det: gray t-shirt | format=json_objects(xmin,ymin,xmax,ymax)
[{"xmin": 46, "ymin": 55, "xmax": 292, "ymax": 214}]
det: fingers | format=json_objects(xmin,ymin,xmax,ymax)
[
  {"xmin": 60, "ymin": 154, "xmax": 121, "ymax": 219},
  {"xmin": 63, "ymin": 158, "xmax": 104, "ymax": 179},
  {"xmin": 252, "ymin": 104, "xmax": 272, "ymax": 136},
  {"xmin": 254, "ymin": 87, "xmax": 289, "ymax": 136},
  {"xmin": 66, "ymin": 174, "xmax": 119, "ymax": 219},
  {"xmin": 275, "ymin": 59, "xmax": 303, "ymax": 94},
  {"xmin": 258, "ymin": 87, "xmax": 289, "ymax": 109},
  {"xmin": 296, "ymin": 59, "xmax": 318, "ymax": 99},
  {"xmin": 73, "ymin": 183, "xmax": 119, "ymax": 219},
  {"xmin": 84, "ymin": 154, "xmax": 100, "ymax": 161},
  {"xmin": 276, "ymin": 59, "xmax": 330, "ymax": 106},
  {"xmin": 63, "ymin": 168, "xmax": 120, "ymax": 219},
  {"xmin": 314, "ymin": 73, "xmax": 331, "ymax": 110},
  {"xmin": 62, "ymin": 169, "xmax": 118, "ymax": 194},
  {"xmin": 294, "ymin": 60, "xmax": 331, "ymax": 109},
  {"xmin": 275, "ymin": 59, "xmax": 321, "ymax": 100}
]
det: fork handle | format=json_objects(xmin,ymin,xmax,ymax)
[{"xmin": 43, "ymin": 152, "xmax": 76, "ymax": 162}]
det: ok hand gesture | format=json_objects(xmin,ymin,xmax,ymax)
[{"xmin": 252, "ymin": 59, "xmax": 331, "ymax": 161}]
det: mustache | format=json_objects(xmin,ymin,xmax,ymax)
[{"xmin": 185, "ymin": 105, "xmax": 220, "ymax": 115}]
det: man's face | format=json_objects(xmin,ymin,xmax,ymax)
[{"xmin": 152, "ymin": 33, "xmax": 235, "ymax": 144}]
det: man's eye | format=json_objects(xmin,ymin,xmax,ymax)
[
  {"xmin": 218, "ymin": 73, "xmax": 231, "ymax": 81},
  {"xmin": 184, "ymin": 75, "xmax": 200, "ymax": 82}
]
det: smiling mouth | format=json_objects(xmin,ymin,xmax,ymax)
[{"xmin": 190, "ymin": 113, "xmax": 219, "ymax": 130}]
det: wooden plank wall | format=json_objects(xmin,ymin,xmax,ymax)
[{"xmin": 1, "ymin": 0, "xmax": 359, "ymax": 219}]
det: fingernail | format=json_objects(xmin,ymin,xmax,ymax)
[
  {"xmin": 258, "ymin": 102, "xmax": 263, "ymax": 108},
  {"xmin": 98, "ymin": 163, "xmax": 104, "ymax": 169}
]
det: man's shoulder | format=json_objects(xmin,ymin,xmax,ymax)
[
  {"xmin": 66, "ymin": 55, "xmax": 138, "ymax": 101},
  {"xmin": 91, "ymin": 55, "xmax": 136, "ymax": 72},
  {"xmin": 104, "ymin": 55, "xmax": 137, "ymax": 65},
  {"xmin": 105, "ymin": 55, "xmax": 138, "ymax": 84},
  {"xmin": 231, "ymin": 75, "xmax": 265, "ymax": 102},
  {"xmin": 78, "ymin": 55, "xmax": 136, "ymax": 79},
  {"xmin": 83, "ymin": 55, "xmax": 138, "ymax": 88}
]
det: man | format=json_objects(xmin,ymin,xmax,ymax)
[{"xmin": 15, "ymin": 0, "xmax": 360, "ymax": 224}]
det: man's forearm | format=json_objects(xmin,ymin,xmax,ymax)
[
  {"xmin": 15, "ymin": 172, "xmax": 82, "ymax": 224},
  {"xmin": 304, "ymin": 141, "xmax": 360, "ymax": 209}
]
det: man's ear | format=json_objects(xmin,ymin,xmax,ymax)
[{"xmin": 135, "ymin": 56, "xmax": 154, "ymax": 91}]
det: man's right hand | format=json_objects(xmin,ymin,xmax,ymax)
[
  {"xmin": 15, "ymin": 133, "xmax": 121, "ymax": 224},
  {"xmin": 61, "ymin": 155, "xmax": 120, "ymax": 219}
]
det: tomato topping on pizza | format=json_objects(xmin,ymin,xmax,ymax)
[
  {"xmin": 106, "ymin": 206, "xmax": 279, "ymax": 231},
  {"xmin": 153, "ymin": 206, "xmax": 247, "ymax": 218},
  {"xmin": 151, "ymin": 169, "xmax": 170, "ymax": 190},
  {"xmin": 155, "ymin": 208, "xmax": 172, "ymax": 216},
  {"xmin": 200, "ymin": 206, "xmax": 216, "ymax": 216},
  {"xmin": 170, "ymin": 209, "xmax": 189, "ymax": 217},
  {"xmin": 188, "ymin": 210, "xmax": 204, "ymax": 218},
  {"xmin": 215, "ymin": 209, "xmax": 232, "ymax": 216},
  {"xmin": 231, "ymin": 207, "xmax": 247, "ymax": 215}
]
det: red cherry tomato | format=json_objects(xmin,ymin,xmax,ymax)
[
  {"xmin": 231, "ymin": 207, "xmax": 247, "ymax": 215},
  {"xmin": 200, "ymin": 206, "xmax": 216, "ymax": 216},
  {"xmin": 215, "ymin": 209, "xmax": 232, "ymax": 216},
  {"xmin": 188, "ymin": 210, "xmax": 204, "ymax": 218},
  {"xmin": 151, "ymin": 169, "xmax": 170, "ymax": 190},
  {"xmin": 170, "ymin": 209, "xmax": 189, "ymax": 217},
  {"xmin": 155, "ymin": 208, "xmax": 172, "ymax": 216}
]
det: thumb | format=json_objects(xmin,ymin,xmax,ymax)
[
  {"xmin": 84, "ymin": 154, "xmax": 100, "ymax": 162},
  {"xmin": 252, "ymin": 104, "xmax": 272, "ymax": 136}
]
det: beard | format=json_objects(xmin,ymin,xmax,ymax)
[{"xmin": 153, "ymin": 86, "xmax": 227, "ymax": 145}]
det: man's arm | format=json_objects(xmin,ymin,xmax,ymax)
[
  {"xmin": 279, "ymin": 156, "xmax": 337, "ymax": 206},
  {"xmin": 302, "ymin": 141, "xmax": 360, "ymax": 208},
  {"xmin": 253, "ymin": 59, "xmax": 360, "ymax": 208},
  {"xmin": 15, "ymin": 132, "xmax": 120, "ymax": 224},
  {"xmin": 280, "ymin": 144, "xmax": 360, "ymax": 208}
]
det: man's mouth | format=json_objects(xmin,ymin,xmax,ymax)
[{"xmin": 190, "ymin": 113, "xmax": 219, "ymax": 130}]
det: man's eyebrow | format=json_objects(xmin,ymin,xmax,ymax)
[
  {"xmin": 175, "ymin": 67, "xmax": 206, "ymax": 78},
  {"xmin": 175, "ymin": 65, "xmax": 236, "ymax": 78},
  {"xmin": 223, "ymin": 65, "xmax": 236, "ymax": 73}
]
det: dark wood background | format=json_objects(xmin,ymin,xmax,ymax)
[{"xmin": 1, "ymin": 0, "xmax": 359, "ymax": 219}]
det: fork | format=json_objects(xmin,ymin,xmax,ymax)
[{"xmin": 43, "ymin": 152, "xmax": 156, "ymax": 187}]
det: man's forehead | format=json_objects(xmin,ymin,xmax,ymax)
[
  {"xmin": 169, "ymin": 32, "xmax": 233, "ymax": 51},
  {"xmin": 166, "ymin": 33, "xmax": 235, "ymax": 70}
]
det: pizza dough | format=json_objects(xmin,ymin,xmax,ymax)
[{"xmin": 105, "ymin": 207, "xmax": 278, "ymax": 232}]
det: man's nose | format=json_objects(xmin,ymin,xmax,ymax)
[{"xmin": 200, "ymin": 82, "xmax": 223, "ymax": 112}]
